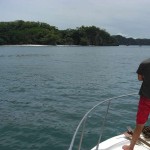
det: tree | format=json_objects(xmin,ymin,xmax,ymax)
[{"xmin": 1, "ymin": 20, "xmax": 138, "ymax": 46}]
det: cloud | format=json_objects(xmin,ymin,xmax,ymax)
[{"xmin": 0, "ymin": 0, "xmax": 150, "ymax": 38}]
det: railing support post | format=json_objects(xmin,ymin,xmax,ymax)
[{"xmin": 96, "ymin": 100, "xmax": 111, "ymax": 150}]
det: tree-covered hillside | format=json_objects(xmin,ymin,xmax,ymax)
[
  {"xmin": 0, "ymin": 20, "xmax": 117, "ymax": 46},
  {"xmin": 1, "ymin": 20, "xmax": 150, "ymax": 46},
  {"xmin": 0, "ymin": 20, "xmax": 60, "ymax": 45},
  {"xmin": 113, "ymin": 35, "xmax": 150, "ymax": 46}
]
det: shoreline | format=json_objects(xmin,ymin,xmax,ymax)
[{"xmin": 0, "ymin": 44, "xmax": 148, "ymax": 47}]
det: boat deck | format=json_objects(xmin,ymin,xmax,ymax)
[{"xmin": 91, "ymin": 134, "xmax": 150, "ymax": 150}]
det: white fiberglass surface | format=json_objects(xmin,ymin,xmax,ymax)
[{"xmin": 91, "ymin": 134, "xmax": 150, "ymax": 150}]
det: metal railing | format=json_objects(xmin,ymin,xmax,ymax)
[{"xmin": 68, "ymin": 92, "xmax": 137, "ymax": 150}]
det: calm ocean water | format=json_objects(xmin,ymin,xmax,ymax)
[{"xmin": 0, "ymin": 45, "xmax": 150, "ymax": 150}]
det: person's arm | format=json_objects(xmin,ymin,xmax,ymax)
[{"xmin": 138, "ymin": 74, "xmax": 143, "ymax": 81}]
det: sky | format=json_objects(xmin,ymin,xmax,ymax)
[{"xmin": 0, "ymin": 0, "xmax": 150, "ymax": 38}]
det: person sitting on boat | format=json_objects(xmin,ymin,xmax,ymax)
[{"xmin": 122, "ymin": 58, "xmax": 150, "ymax": 150}]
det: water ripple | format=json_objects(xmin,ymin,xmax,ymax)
[{"xmin": 0, "ymin": 46, "xmax": 150, "ymax": 150}]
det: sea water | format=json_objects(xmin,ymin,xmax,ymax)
[{"xmin": 0, "ymin": 45, "xmax": 150, "ymax": 150}]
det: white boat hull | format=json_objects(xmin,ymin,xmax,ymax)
[{"xmin": 91, "ymin": 134, "xmax": 150, "ymax": 150}]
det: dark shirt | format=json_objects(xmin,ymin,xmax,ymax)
[{"xmin": 136, "ymin": 58, "xmax": 150, "ymax": 99}]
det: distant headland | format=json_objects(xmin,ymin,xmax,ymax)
[{"xmin": 0, "ymin": 20, "xmax": 150, "ymax": 46}]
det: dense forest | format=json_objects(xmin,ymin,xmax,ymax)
[
  {"xmin": 113, "ymin": 35, "xmax": 150, "ymax": 46},
  {"xmin": 0, "ymin": 20, "xmax": 150, "ymax": 46}
]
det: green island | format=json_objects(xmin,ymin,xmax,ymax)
[{"xmin": 0, "ymin": 20, "xmax": 150, "ymax": 46}]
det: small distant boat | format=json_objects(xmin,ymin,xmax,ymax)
[{"xmin": 68, "ymin": 93, "xmax": 150, "ymax": 150}]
